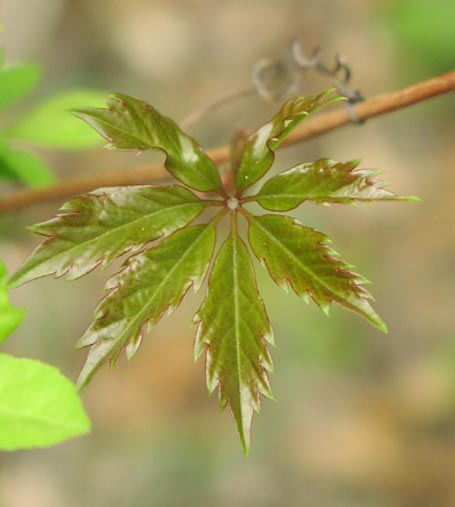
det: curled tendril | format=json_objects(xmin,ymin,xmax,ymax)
[
  {"xmin": 251, "ymin": 38, "xmax": 365, "ymax": 123},
  {"xmin": 180, "ymin": 37, "xmax": 365, "ymax": 130},
  {"xmin": 289, "ymin": 37, "xmax": 363, "ymax": 105},
  {"xmin": 252, "ymin": 58, "xmax": 301, "ymax": 102},
  {"xmin": 250, "ymin": 38, "xmax": 364, "ymax": 108},
  {"xmin": 290, "ymin": 42, "xmax": 324, "ymax": 69}
]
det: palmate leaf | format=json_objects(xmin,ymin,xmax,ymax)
[
  {"xmin": 9, "ymin": 86, "xmax": 414, "ymax": 454},
  {"xmin": 236, "ymin": 89, "xmax": 342, "ymax": 191},
  {"xmin": 246, "ymin": 214, "xmax": 387, "ymax": 332},
  {"xmin": 254, "ymin": 158, "xmax": 417, "ymax": 211},
  {"xmin": 9, "ymin": 185, "xmax": 209, "ymax": 287},
  {"xmin": 194, "ymin": 230, "xmax": 273, "ymax": 455},
  {"xmin": 72, "ymin": 93, "xmax": 222, "ymax": 192},
  {"xmin": 76, "ymin": 223, "xmax": 216, "ymax": 390}
]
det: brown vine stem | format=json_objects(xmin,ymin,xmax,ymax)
[{"xmin": 0, "ymin": 71, "xmax": 453, "ymax": 215}]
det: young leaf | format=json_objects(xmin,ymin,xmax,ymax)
[
  {"xmin": 0, "ymin": 354, "xmax": 90, "ymax": 451},
  {"xmin": 236, "ymin": 90, "xmax": 341, "ymax": 191},
  {"xmin": 8, "ymin": 86, "xmax": 414, "ymax": 455},
  {"xmin": 0, "ymin": 146, "xmax": 55, "ymax": 187},
  {"xmin": 76, "ymin": 223, "xmax": 216, "ymax": 391},
  {"xmin": 194, "ymin": 230, "xmax": 273, "ymax": 455},
  {"xmin": 6, "ymin": 90, "xmax": 107, "ymax": 149},
  {"xmin": 247, "ymin": 214, "xmax": 387, "ymax": 332},
  {"xmin": 9, "ymin": 185, "xmax": 209, "ymax": 287},
  {"xmin": 0, "ymin": 63, "xmax": 42, "ymax": 109},
  {"xmin": 0, "ymin": 261, "xmax": 24, "ymax": 344},
  {"xmin": 72, "ymin": 93, "xmax": 223, "ymax": 193},
  {"xmin": 254, "ymin": 159, "xmax": 415, "ymax": 211}
]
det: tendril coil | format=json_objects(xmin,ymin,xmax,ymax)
[
  {"xmin": 181, "ymin": 37, "xmax": 365, "ymax": 129},
  {"xmin": 252, "ymin": 37, "xmax": 364, "ymax": 122}
]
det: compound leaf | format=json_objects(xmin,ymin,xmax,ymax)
[
  {"xmin": 76, "ymin": 223, "xmax": 216, "ymax": 391},
  {"xmin": 6, "ymin": 90, "xmax": 107, "ymax": 149},
  {"xmin": 72, "ymin": 93, "xmax": 222, "ymax": 193},
  {"xmin": 0, "ymin": 354, "xmax": 90, "ymax": 451},
  {"xmin": 194, "ymin": 230, "xmax": 273, "ymax": 455},
  {"xmin": 0, "ymin": 63, "xmax": 42, "ymax": 110},
  {"xmin": 236, "ymin": 90, "xmax": 341, "ymax": 191},
  {"xmin": 254, "ymin": 158, "xmax": 417, "ymax": 211},
  {"xmin": 10, "ymin": 185, "xmax": 208, "ymax": 287},
  {"xmin": 0, "ymin": 261, "xmax": 24, "ymax": 344},
  {"xmin": 247, "ymin": 214, "xmax": 386, "ymax": 332}
]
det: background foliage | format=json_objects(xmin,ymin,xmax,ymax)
[
  {"xmin": 0, "ymin": 1, "xmax": 453, "ymax": 506},
  {"xmin": 0, "ymin": 51, "xmax": 106, "ymax": 187}
]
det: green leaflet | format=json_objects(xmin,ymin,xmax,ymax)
[
  {"xmin": 0, "ymin": 354, "xmax": 90, "ymax": 451},
  {"xmin": 6, "ymin": 90, "xmax": 107, "ymax": 149},
  {"xmin": 76, "ymin": 223, "xmax": 216, "ymax": 391},
  {"xmin": 0, "ymin": 145, "xmax": 55, "ymax": 188},
  {"xmin": 72, "ymin": 93, "xmax": 222, "ymax": 192},
  {"xmin": 194, "ymin": 230, "xmax": 273, "ymax": 455},
  {"xmin": 0, "ymin": 63, "xmax": 42, "ymax": 109},
  {"xmin": 9, "ymin": 185, "xmax": 208, "ymax": 286},
  {"xmin": 236, "ymin": 90, "xmax": 342, "ymax": 191},
  {"xmin": 254, "ymin": 159, "xmax": 417, "ymax": 211},
  {"xmin": 247, "ymin": 214, "xmax": 387, "ymax": 332},
  {"xmin": 0, "ymin": 261, "xmax": 24, "ymax": 344}
]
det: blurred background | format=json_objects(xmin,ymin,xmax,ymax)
[{"xmin": 0, "ymin": 0, "xmax": 454, "ymax": 506}]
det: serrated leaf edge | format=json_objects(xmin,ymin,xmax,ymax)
[
  {"xmin": 9, "ymin": 186, "xmax": 209, "ymax": 288},
  {"xmin": 72, "ymin": 93, "xmax": 223, "ymax": 193},
  {"xmin": 193, "ymin": 230, "xmax": 274, "ymax": 455},
  {"xmin": 76, "ymin": 222, "xmax": 217, "ymax": 392},
  {"xmin": 245, "ymin": 213, "xmax": 387, "ymax": 332}
]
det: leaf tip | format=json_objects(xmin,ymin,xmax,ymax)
[
  {"xmin": 320, "ymin": 303, "xmax": 330, "ymax": 316},
  {"xmin": 376, "ymin": 319, "xmax": 388, "ymax": 334},
  {"xmin": 241, "ymin": 439, "xmax": 250, "ymax": 458},
  {"xmin": 67, "ymin": 107, "xmax": 87, "ymax": 119},
  {"xmin": 366, "ymin": 308, "xmax": 388, "ymax": 334},
  {"xmin": 75, "ymin": 375, "xmax": 88, "ymax": 394},
  {"xmin": 399, "ymin": 195, "xmax": 421, "ymax": 203},
  {"xmin": 235, "ymin": 416, "xmax": 252, "ymax": 457}
]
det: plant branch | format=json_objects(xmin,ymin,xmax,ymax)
[{"xmin": 1, "ymin": 71, "xmax": 453, "ymax": 214}]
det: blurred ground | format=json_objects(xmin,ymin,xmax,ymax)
[{"xmin": 0, "ymin": 1, "xmax": 454, "ymax": 506}]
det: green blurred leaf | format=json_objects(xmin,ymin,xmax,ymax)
[
  {"xmin": 383, "ymin": 0, "xmax": 455, "ymax": 74},
  {"xmin": 247, "ymin": 214, "xmax": 386, "ymax": 332},
  {"xmin": 194, "ymin": 230, "xmax": 273, "ymax": 455},
  {"xmin": 6, "ymin": 90, "xmax": 107, "ymax": 149},
  {"xmin": 0, "ymin": 261, "xmax": 24, "ymax": 344},
  {"xmin": 236, "ymin": 90, "xmax": 342, "ymax": 191},
  {"xmin": 9, "ymin": 185, "xmax": 209, "ymax": 287},
  {"xmin": 0, "ymin": 145, "xmax": 55, "ymax": 187},
  {"xmin": 77, "ymin": 223, "xmax": 216, "ymax": 391},
  {"xmin": 0, "ymin": 354, "xmax": 90, "ymax": 451},
  {"xmin": 254, "ymin": 158, "xmax": 414, "ymax": 211},
  {"xmin": 72, "ymin": 93, "xmax": 223, "ymax": 192},
  {"xmin": 0, "ymin": 63, "xmax": 42, "ymax": 109}
]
